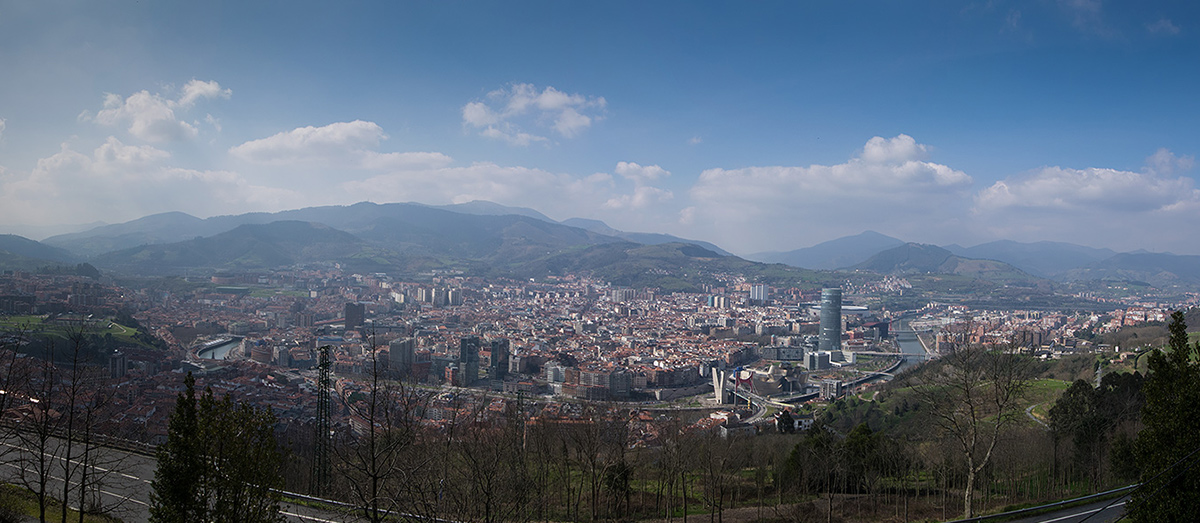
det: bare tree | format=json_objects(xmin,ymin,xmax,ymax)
[
  {"xmin": 333, "ymin": 339, "xmax": 432, "ymax": 523},
  {"xmin": 0, "ymin": 326, "xmax": 32, "ymax": 465},
  {"xmin": 10, "ymin": 322, "xmax": 133, "ymax": 523},
  {"xmin": 14, "ymin": 338, "xmax": 62, "ymax": 523},
  {"xmin": 909, "ymin": 342, "xmax": 1032, "ymax": 518},
  {"xmin": 695, "ymin": 430, "xmax": 739, "ymax": 523},
  {"xmin": 56, "ymin": 326, "xmax": 93, "ymax": 523},
  {"xmin": 440, "ymin": 394, "xmax": 532, "ymax": 523}
]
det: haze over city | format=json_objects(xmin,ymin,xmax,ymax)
[{"xmin": 2, "ymin": 1, "xmax": 1199, "ymax": 254}]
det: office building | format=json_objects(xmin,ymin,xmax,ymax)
[
  {"xmin": 459, "ymin": 336, "xmax": 480, "ymax": 385},
  {"xmin": 109, "ymin": 350, "xmax": 126, "ymax": 379},
  {"xmin": 489, "ymin": 338, "xmax": 509, "ymax": 380},
  {"xmin": 820, "ymin": 379, "xmax": 843, "ymax": 400},
  {"xmin": 389, "ymin": 337, "xmax": 416, "ymax": 377},
  {"xmin": 749, "ymin": 284, "xmax": 768, "ymax": 305},
  {"xmin": 818, "ymin": 288, "xmax": 842, "ymax": 352},
  {"xmin": 344, "ymin": 302, "xmax": 365, "ymax": 329}
]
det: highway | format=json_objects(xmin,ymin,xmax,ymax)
[
  {"xmin": 0, "ymin": 434, "xmax": 355, "ymax": 523},
  {"xmin": 1001, "ymin": 494, "xmax": 1128, "ymax": 523}
]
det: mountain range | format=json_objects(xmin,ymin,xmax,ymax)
[
  {"xmin": 1, "ymin": 200, "xmax": 1197, "ymax": 292},
  {"xmin": 942, "ymin": 240, "xmax": 1117, "ymax": 278},
  {"xmin": 748, "ymin": 231, "xmax": 906, "ymax": 269},
  {"xmin": 851, "ymin": 243, "xmax": 1033, "ymax": 282}
]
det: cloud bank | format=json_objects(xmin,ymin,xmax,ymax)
[
  {"xmin": 686, "ymin": 134, "xmax": 973, "ymax": 252},
  {"xmin": 0, "ymin": 137, "xmax": 293, "ymax": 226}
]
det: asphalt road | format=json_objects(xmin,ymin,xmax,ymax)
[
  {"xmin": 997, "ymin": 495, "xmax": 1129, "ymax": 523},
  {"xmin": 0, "ymin": 434, "xmax": 356, "ymax": 523}
]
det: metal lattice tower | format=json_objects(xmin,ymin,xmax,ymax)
[{"xmin": 311, "ymin": 345, "xmax": 332, "ymax": 492}]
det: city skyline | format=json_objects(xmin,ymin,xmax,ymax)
[{"xmin": 2, "ymin": 2, "xmax": 1199, "ymax": 255}]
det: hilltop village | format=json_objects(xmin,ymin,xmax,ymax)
[{"xmin": 1, "ymin": 266, "xmax": 1195, "ymax": 444}]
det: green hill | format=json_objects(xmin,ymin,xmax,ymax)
[
  {"xmin": 854, "ymin": 243, "xmax": 1034, "ymax": 282},
  {"xmin": 515, "ymin": 242, "xmax": 843, "ymax": 292},
  {"xmin": 92, "ymin": 221, "xmax": 376, "ymax": 273}
]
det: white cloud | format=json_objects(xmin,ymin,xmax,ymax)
[
  {"xmin": 480, "ymin": 126, "xmax": 547, "ymax": 147},
  {"xmin": 860, "ymin": 134, "xmax": 929, "ymax": 163},
  {"xmin": 462, "ymin": 83, "xmax": 606, "ymax": 145},
  {"xmin": 0, "ymin": 117, "xmax": 6, "ymax": 141},
  {"xmin": 231, "ymin": 120, "xmax": 455, "ymax": 172},
  {"xmin": 1147, "ymin": 18, "xmax": 1181, "ymax": 36},
  {"xmin": 339, "ymin": 160, "xmax": 680, "ymax": 229},
  {"xmin": 685, "ymin": 134, "xmax": 972, "ymax": 253},
  {"xmin": 361, "ymin": 151, "xmax": 454, "ymax": 170},
  {"xmin": 615, "ymin": 162, "xmax": 671, "ymax": 184},
  {"xmin": 342, "ymin": 162, "xmax": 604, "ymax": 213},
  {"xmin": 678, "ymin": 206, "xmax": 697, "ymax": 225},
  {"xmin": 973, "ymin": 165, "xmax": 1197, "ymax": 213},
  {"xmin": 554, "ymin": 107, "xmax": 592, "ymax": 138},
  {"xmin": 86, "ymin": 80, "xmax": 231, "ymax": 142},
  {"xmin": 93, "ymin": 90, "xmax": 196, "ymax": 142},
  {"xmin": 178, "ymin": 79, "xmax": 231, "ymax": 107},
  {"xmin": 969, "ymin": 159, "xmax": 1200, "ymax": 251},
  {"xmin": 462, "ymin": 102, "xmax": 499, "ymax": 127},
  {"xmin": 0, "ymin": 137, "xmax": 296, "ymax": 225},
  {"xmin": 603, "ymin": 185, "xmax": 673, "ymax": 210},
  {"xmin": 692, "ymin": 134, "xmax": 969, "ymax": 205},
  {"xmin": 1144, "ymin": 148, "xmax": 1194, "ymax": 176},
  {"xmin": 688, "ymin": 136, "xmax": 703, "ymax": 145},
  {"xmin": 230, "ymin": 120, "xmax": 386, "ymax": 165}
]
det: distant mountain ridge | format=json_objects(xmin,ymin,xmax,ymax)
[
  {"xmin": 747, "ymin": 231, "xmax": 906, "ymax": 269},
  {"xmin": 1061, "ymin": 253, "xmax": 1200, "ymax": 289},
  {"xmin": 93, "ymin": 221, "xmax": 367, "ymax": 272},
  {"xmin": 428, "ymin": 200, "xmax": 556, "ymax": 223},
  {"xmin": 43, "ymin": 200, "xmax": 732, "ymax": 259},
  {"xmin": 21, "ymin": 203, "xmax": 1200, "ymax": 292},
  {"xmin": 852, "ymin": 243, "xmax": 1034, "ymax": 281},
  {"xmin": 943, "ymin": 240, "xmax": 1116, "ymax": 278},
  {"xmin": 560, "ymin": 218, "xmax": 734, "ymax": 256},
  {"xmin": 89, "ymin": 208, "xmax": 626, "ymax": 275},
  {"xmin": 0, "ymin": 234, "xmax": 77, "ymax": 263}
]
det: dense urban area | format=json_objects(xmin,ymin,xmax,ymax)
[{"xmin": 3, "ymin": 258, "xmax": 1199, "ymax": 522}]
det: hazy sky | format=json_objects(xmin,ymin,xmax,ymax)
[{"xmin": 2, "ymin": 1, "xmax": 1199, "ymax": 254}]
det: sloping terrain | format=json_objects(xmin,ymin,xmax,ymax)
[
  {"xmin": 854, "ymin": 243, "xmax": 1034, "ymax": 282},
  {"xmin": 1061, "ymin": 253, "xmax": 1200, "ymax": 289},
  {"xmin": 92, "ymin": 221, "xmax": 372, "ymax": 273},
  {"xmin": 943, "ymin": 240, "xmax": 1116, "ymax": 277},
  {"xmin": 750, "ymin": 231, "xmax": 906, "ymax": 269}
]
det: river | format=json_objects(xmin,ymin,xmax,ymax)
[
  {"xmin": 893, "ymin": 319, "xmax": 932, "ymax": 373},
  {"xmin": 196, "ymin": 338, "xmax": 242, "ymax": 360}
]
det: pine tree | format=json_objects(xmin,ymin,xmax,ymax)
[
  {"xmin": 149, "ymin": 373, "xmax": 285, "ymax": 523},
  {"xmin": 149, "ymin": 373, "xmax": 207, "ymax": 523},
  {"xmin": 1130, "ymin": 310, "xmax": 1200, "ymax": 522}
]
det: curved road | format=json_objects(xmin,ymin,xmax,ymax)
[
  {"xmin": 1004, "ymin": 495, "xmax": 1128, "ymax": 523},
  {"xmin": 1026, "ymin": 403, "xmax": 1050, "ymax": 429},
  {"xmin": 1, "ymin": 434, "xmax": 353, "ymax": 523}
]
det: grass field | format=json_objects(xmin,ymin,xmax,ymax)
[
  {"xmin": 248, "ymin": 288, "xmax": 310, "ymax": 298},
  {"xmin": 0, "ymin": 483, "xmax": 121, "ymax": 523},
  {"xmin": 0, "ymin": 314, "xmax": 146, "ymax": 347}
]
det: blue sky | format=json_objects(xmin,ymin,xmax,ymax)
[{"xmin": 2, "ymin": 1, "xmax": 1199, "ymax": 254}]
